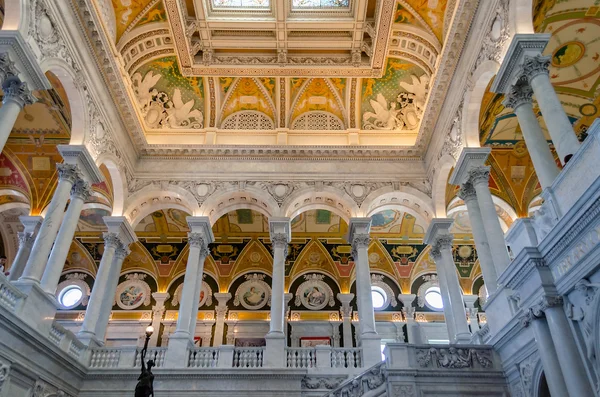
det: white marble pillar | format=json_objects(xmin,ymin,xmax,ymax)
[
  {"xmin": 150, "ymin": 292, "xmax": 170, "ymax": 347},
  {"xmin": 463, "ymin": 295, "xmax": 480, "ymax": 332},
  {"xmin": 171, "ymin": 220, "xmax": 213, "ymax": 344},
  {"xmin": 265, "ymin": 218, "xmax": 291, "ymax": 367},
  {"xmin": 213, "ymin": 293, "xmax": 231, "ymax": 346},
  {"xmin": 78, "ymin": 217, "xmax": 136, "ymax": 345},
  {"xmin": 523, "ymin": 55, "xmax": 580, "ymax": 164},
  {"xmin": 41, "ymin": 179, "xmax": 93, "ymax": 294},
  {"xmin": 7, "ymin": 216, "xmax": 42, "ymax": 281},
  {"xmin": 468, "ymin": 166, "xmax": 511, "ymax": 275},
  {"xmin": 95, "ymin": 244, "xmax": 131, "ymax": 343},
  {"xmin": 398, "ymin": 294, "xmax": 422, "ymax": 344},
  {"xmin": 425, "ymin": 220, "xmax": 471, "ymax": 344},
  {"xmin": 521, "ymin": 308, "xmax": 569, "ymax": 397},
  {"xmin": 337, "ymin": 293, "xmax": 355, "ymax": 347},
  {"xmin": 0, "ymin": 78, "xmax": 36, "ymax": 153},
  {"xmin": 19, "ymin": 164, "xmax": 80, "ymax": 283},
  {"xmin": 348, "ymin": 218, "xmax": 381, "ymax": 366},
  {"xmin": 503, "ymin": 76, "xmax": 560, "ymax": 189},
  {"xmin": 540, "ymin": 296, "xmax": 595, "ymax": 396},
  {"xmin": 457, "ymin": 183, "xmax": 498, "ymax": 295},
  {"xmin": 77, "ymin": 235, "xmax": 123, "ymax": 344}
]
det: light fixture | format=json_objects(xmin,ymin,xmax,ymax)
[{"xmin": 145, "ymin": 325, "xmax": 154, "ymax": 336}]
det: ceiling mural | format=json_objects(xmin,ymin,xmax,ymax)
[
  {"xmin": 112, "ymin": 0, "xmax": 157, "ymax": 41},
  {"xmin": 132, "ymin": 56, "xmax": 205, "ymax": 130},
  {"xmin": 402, "ymin": 0, "xmax": 448, "ymax": 42},
  {"xmin": 361, "ymin": 59, "xmax": 428, "ymax": 131},
  {"xmin": 290, "ymin": 78, "xmax": 346, "ymax": 128},
  {"xmin": 220, "ymin": 78, "xmax": 276, "ymax": 127}
]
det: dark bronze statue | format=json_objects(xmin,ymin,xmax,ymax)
[{"xmin": 135, "ymin": 339, "xmax": 155, "ymax": 397}]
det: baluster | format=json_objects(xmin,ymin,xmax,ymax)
[{"xmin": 348, "ymin": 350, "xmax": 356, "ymax": 368}]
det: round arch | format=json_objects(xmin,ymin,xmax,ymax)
[
  {"xmin": 432, "ymin": 154, "xmax": 456, "ymax": 218},
  {"xmin": 200, "ymin": 188, "xmax": 278, "ymax": 226},
  {"xmin": 226, "ymin": 270, "xmax": 272, "ymax": 293},
  {"xmin": 39, "ymin": 58, "xmax": 88, "ymax": 145},
  {"xmin": 124, "ymin": 185, "xmax": 201, "ymax": 229},
  {"xmin": 289, "ymin": 270, "xmax": 342, "ymax": 295},
  {"xmin": 2, "ymin": 0, "xmax": 29, "ymax": 32},
  {"xmin": 461, "ymin": 60, "xmax": 499, "ymax": 147},
  {"xmin": 95, "ymin": 153, "xmax": 127, "ymax": 216},
  {"xmin": 360, "ymin": 186, "xmax": 434, "ymax": 228},
  {"xmin": 281, "ymin": 187, "xmax": 356, "ymax": 224}
]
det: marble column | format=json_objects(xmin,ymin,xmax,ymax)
[
  {"xmin": 7, "ymin": 216, "xmax": 42, "ymax": 281},
  {"xmin": 19, "ymin": 164, "xmax": 80, "ymax": 283},
  {"xmin": 398, "ymin": 294, "xmax": 422, "ymax": 344},
  {"xmin": 78, "ymin": 217, "xmax": 136, "ymax": 345},
  {"xmin": 150, "ymin": 292, "xmax": 170, "ymax": 347},
  {"xmin": 425, "ymin": 219, "xmax": 471, "ymax": 344},
  {"xmin": 539, "ymin": 296, "xmax": 595, "ymax": 397},
  {"xmin": 337, "ymin": 293, "xmax": 355, "ymax": 347},
  {"xmin": 169, "ymin": 217, "xmax": 214, "ymax": 346},
  {"xmin": 463, "ymin": 295, "xmax": 480, "ymax": 332},
  {"xmin": 468, "ymin": 166, "xmax": 511, "ymax": 275},
  {"xmin": 0, "ymin": 78, "xmax": 36, "ymax": 153},
  {"xmin": 348, "ymin": 218, "xmax": 381, "ymax": 366},
  {"xmin": 265, "ymin": 218, "xmax": 291, "ymax": 367},
  {"xmin": 457, "ymin": 183, "xmax": 498, "ymax": 295},
  {"xmin": 213, "ymin": 293, "xmax": 231, "ymax": 346},
  {"xmin": 41, "ymin": 179, "xmax": 93, "ymax": 295},
  {"xmin": 521, "ymin": 309, "xmax": 569, "ymax": 397},
  {"xmin": 503, "ymin": 76, "xmax": 560, "ymax": 189},
  {"xmin": 95, "ymin": 244, "xmax": 131, "ymax": 343},
  {"xmin": 522, "ymin": 55, "xmax": 580, "ymax": 164}
]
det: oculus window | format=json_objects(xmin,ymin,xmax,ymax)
[
  {"xmin": 371, "ymin": 286, "xmax": 387, "ymax": 310},
  {"xmin": 424, "ymin": 286, "xmax": 443, "ymax": 311},
  {"xmin": 58, "ymin": 285, "xmax": 83, "ymax": 309}
]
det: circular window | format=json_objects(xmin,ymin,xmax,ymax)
[
  {"xmin": 371, "ymin": 286, "xmax": 387, "ymax": 310},
  {"xmin": 59, "ymin": 285, "xmax": 83, "ymax": 309},
  {"xmin": 424, "ymin": 287, "xmax": 443, "ymax": 311}
]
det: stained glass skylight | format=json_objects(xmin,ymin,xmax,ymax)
[
  {"xmin": 292, "ymin": 0, "xmax": 349, "ymax": 8},
  {"xmin": 212, "ymin": 0, "xmax": 270, "ymax": 8}
]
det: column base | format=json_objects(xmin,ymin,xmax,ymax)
[
  {"xmin": 12, "ymin": 279, "xmax": 58, "ymax": 336},
  {"xmin": 265, "ymin": 332, "xmax": 286, "ymax": 368},
  {"xmin": 359, "ymin": 333, "xmax": 382, "ymax": 368},
  {"xmin": 165, "ymin": 332, "xmax": 193, "ymax": 368}
]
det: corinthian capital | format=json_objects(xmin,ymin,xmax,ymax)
[
  {"xmin": 115, "ymin": 243, "xmax": 131, "ymax": 260},
  {"xmin": 17, "ymin": 231, "xmax": 35, "ymax": 247},
  {"xmin": 271, "ymin": 233, "xmax": 289, "ymax": 247},
  {"xmin": 351, "ymin": 234, "xmax": 370, "ymax": 259},
  {"xmin": 522, "ymin": 54, "xmax": 551, "ymax": 82},
  {"xmin": 187, "ymin": 232, "xmax": 206, "ymax": 249},
  {"xmin": 57, "ymin": 163, "xmax": 81, "ymax": 185},
  {"xmin": 457, "ymin": 182, "xmax": 477, "ymax": 202},
  {"xmin": 102, "ymin": 232, "xmax": 121, "ymax": 249},
  {"xmin": 70, "ymin": 179, "xmax": 93, "ymax": 201},
  {"xmin": 433, "ymin": 233, "xmax": 453, "ymax": 252},
  {"xmin": 467, "ymin": 166, "xmax": 490, "ymax": 186},
  {"xmin": 503, "ymin": 76, "xmax": 533, "ymax": 110},
  {"xmin": 3, "ymin": 79, "xmax": 37, "ymax": 108}
]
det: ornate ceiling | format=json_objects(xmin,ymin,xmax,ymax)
[{"xmin": 74, "ymin": 0, "xmax": 465, "ymax": 148}]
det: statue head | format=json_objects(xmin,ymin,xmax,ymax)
[{"xmin": 147, "ymin": 359, "xmax": 155, "ymax": 370}]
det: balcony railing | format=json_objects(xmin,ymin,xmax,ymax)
[
  {"xmin": 232, "ymin": 347, "xmax": 264, "ymax": 368},
  {"xmin": 188, "ymin": 347, "xmax": 219, "ymax": 368},
  {"xmin": 331, "ymin": 348, "xmax": 362, "ymax": 368},
  {"xmin": 286, "ymin": 347, "xmax": 316, "ymax": 368},
  {"xmin": 0, "ymin": 273, "xmax": 25, "ymax": 313},
  {"xmin": 135, "ymin": 347, "xmax": 168, "ymax": 368}
]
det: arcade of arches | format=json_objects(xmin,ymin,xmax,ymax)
[{"xmin": 0, "ymin": 0, "xmax": 599, "ymax": 396}]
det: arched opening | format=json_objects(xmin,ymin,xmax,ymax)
[{"xmin": 538, "ymin": 372, "xmax": 551, "ymax": 397}]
